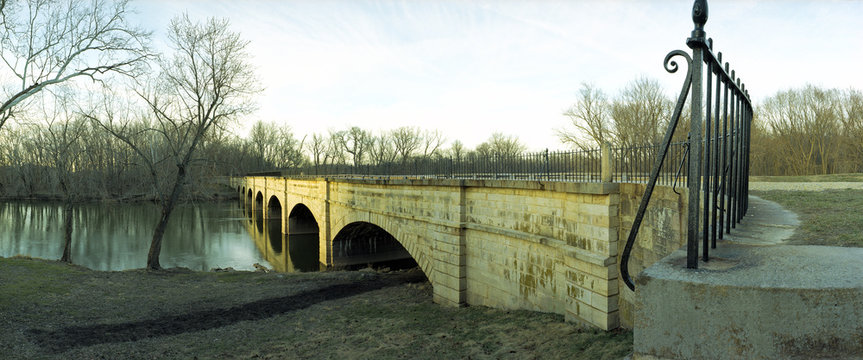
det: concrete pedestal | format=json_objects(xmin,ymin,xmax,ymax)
[
  {"xmin": 634, "ymin": 197, "xmax": 863, "ymax": 359},
  {"xmin": 635, "ymin": 244, "xmax": 863, "ymax": 359}
]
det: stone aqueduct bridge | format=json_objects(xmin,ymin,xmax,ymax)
[{"xmin": 232, "ymin": 176, "xmax": 687, "ymax": 330}]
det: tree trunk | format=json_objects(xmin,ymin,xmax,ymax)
[
  {"xmin": 60, "ymin": 201, "xmax": 73, "ymax": 263},
  {"xmin": 146, "ymin": 165, "xmax": 186, "ymax": 270}
]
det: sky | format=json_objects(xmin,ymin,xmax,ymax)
[{"xmin": 134, "ymin": 0, "xmax": 863, "ymax": 151}]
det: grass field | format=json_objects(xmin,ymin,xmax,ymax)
[
  {"xmin": 750, "ymin": 173, "xmax": 863, "ymax": 183},
  {"xmin": 752, "ymin": 188, "xmax": 863, "ymax": 247},
  {"xmin": 0, "ymin": 257, "xmax": 632, "ymax": 359}
]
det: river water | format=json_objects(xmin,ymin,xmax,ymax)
[{"xmin": 0, "ymin": 200, "xmax": 320, "ymax": 272}]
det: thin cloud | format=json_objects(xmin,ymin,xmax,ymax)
[{"xmin": 132, "ymin": 0, "xmax": 862, "ymax": 150}]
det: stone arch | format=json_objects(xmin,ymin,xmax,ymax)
[
  {"xmin": 332, "ymin": 221, "xmax": 429, "ymax": 280},
  {"xmin": 266, "ymin": 196, "xmax": 283, "ymax": 253},
  {"xmin": 255, "ymin": 191, "xmax": 264, "ymax": 208},
  {"xmin": 286, "ymin": 203, "xmax": 321, "ymax": 272}
]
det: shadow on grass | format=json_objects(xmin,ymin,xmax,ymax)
[{"xmin": 28, "ymin": 273, "xmax": 423, "ymax": 353}]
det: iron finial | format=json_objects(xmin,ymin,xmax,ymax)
[
  {"xmin": 688, "ymin": 0, "xmax": 709, "ymax": 46},
  {"xmin": 693, "ymin": 0, "xmax": 708, "ymax": 29}
]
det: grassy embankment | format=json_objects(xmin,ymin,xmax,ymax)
[
  {"xmin": 751, "ymin": 173, "xmax": 863, "ymax": 247},
  {"xmin": 0, "ymin": 257, "xmax": 632, "ymax": 359},
  {"xmin": 750, "ymin": 173, "xmax": 863, "ymax": 183}
]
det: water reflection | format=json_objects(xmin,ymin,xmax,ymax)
[
  {"xmin": 0, "ymin": 201, "xmax": 270, "ymax": 271},
  {"xmin": 266, "ymin": 197, "xmax": 282, "ymax": 254},
  {"xmin": 240, "ymin": 196, "xmax": 322, "ymax": 273}
]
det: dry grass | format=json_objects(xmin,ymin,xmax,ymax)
[
  {"xmin": 750, "ymin": 173, "xmax": 863, "ymax": 183},
  {"xmin": 0, "ymin": 257, "xmax": 632, "ymax": 359},
  {"xmin": 752, "ymin": 189, "xmax": 863, "ymax": 247}
]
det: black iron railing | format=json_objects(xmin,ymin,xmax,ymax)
[
  {"xmin": 250, "ymin": 148, "xmax": 605, "ymax": 182},
  {"xmin": 612, "ymin": 142, "xmax": 690, "ymax": 185},
  {"xmin": 249, "ymin": 144, "xmax": 700, "ymax": 188},
  {"xmin": 620, "ymin": 0, "xmax": 753, "ymax": 290}
]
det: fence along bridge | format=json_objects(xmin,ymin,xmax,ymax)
[{"xmin": 234, "ymin": 0, "xmax": 755, "ymax": 333}]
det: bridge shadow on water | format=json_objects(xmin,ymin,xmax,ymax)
[{"xmin": 28, "ymin": 271, "xmax": 427, "ymax": 353}]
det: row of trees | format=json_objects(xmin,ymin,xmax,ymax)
[
  {"xmin": 752, "ymin": 86, "xmax": 863, "ymax": 176},
  {"xmin": 0, "ymin": 0, "xmax": 529, "ymax": 269},
  {"xmin": 556, "ymin": 78, "xmax": 689, "ymax": 151},
  {"xmin": 303, "ymin": 127, "xmax": 526, "ymax": 169},
  {"xmin": 0, "ymin": 0, "xmax": 258, "ymax": 268},
  {"xmin": 558, "ymin": 78, "xmax": 863, "ymax": 177}
]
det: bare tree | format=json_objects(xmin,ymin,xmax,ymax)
[
  {"xmin": 760, "ymin": 85, "xmax": 845, "ymax": 175},
  {"xmin": 249, "ymin": 120, "xmax": 276, "ymax": 169},
  {"xmin": 337, "ymin": 126, "xmax": 372, "ymax": 166},
  {"xmin": 91, "ymin": 15, "xmax": 258, "ymax": 270},
  {"xmin": 840, "ymin": 89, "xmax": 863, "ymax": 171},
  {"xmin": 0, "ymin": 0, "xmax": 150, "ymax": 132},
  {"xmin": 476, "ymin": 132, "xmax": 526, "ymax": 158},
  {"xmin": 325, "ymin": 129, "xmax": 346, "ymax": 165},
  {"xmin": 0, "ymin": 122, "xmax": 44, "ymax": 196},
  {"xmin": 40, "ymin": 94, "xmax": 86, "ymax": 262},
  {"xmin": 448, "ymin": 139, "xmax": 465, "ymax": 161},
  {"xmin": 307, "ymin": 132, "xmax": 328, "ymax": 166},
  {"xmin": 369, "ymin": 132, "xmax": 396, "ymax": 165},
  {"xmin": 420, "ymin": 129, "xmax": 445, "ymax": 158},
  {"xmin": 249, "ymin": 120, "xmax": 304, "ymax": 169},
  {"xmin": 558, "ymin": 83, "xmax": 612, "ymax": 150},
  {"xmin": 610, "ymin": 77, "xmax": 672, "ymax": 149},
  {"xmin": 391, "ymin": 126, "xmax": 421, "ymax": 163}
]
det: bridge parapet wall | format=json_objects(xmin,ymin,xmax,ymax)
[{"xmin": 461, "ymin": 181, "xmax": 620, "ymax": 328}]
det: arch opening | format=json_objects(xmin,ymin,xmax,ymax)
[
  {"xmin": 245, "ymin": 189, "xmax": 253, "ymax": 219},
  {"xmin": 332, "ymin": 222, "xmax": 419, "ymax": 272},
  {"xmin": 285, "ymin": 204, "xmax": 321, "ymax": 272},
  {"xmin": 266, "ymin": 196, "xmax": 283, "ymax": 253},
  {"xmin": 254, "ymin": 191, "xmax": 264, "ymax": 233}
]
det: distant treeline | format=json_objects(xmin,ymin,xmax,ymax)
[
  {"xmin": 558, "ymin": 80, "xmax": 863, "ymax": 177},
  {"xmin": 2, "ymin": 80, "xmax": 858, "ymax": 202},
  {"xmin": 0, "ymin": 119, "xmax": 527, "ymax": 201},
  {"xmin": 751, "ymin": 85, "xmax": 863, "ymax": 176}
]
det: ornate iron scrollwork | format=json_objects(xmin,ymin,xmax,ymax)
[{"xmin": 619, "ymin": 50, "xmax": 693, "ymax": 291}]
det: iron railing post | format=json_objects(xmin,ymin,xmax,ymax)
[
  {"xmin": 711, "ymin": 51, "xmax": 722, "ymax": 248},
  {"xmin": 702, "ymin": 38, "xmax": 713, "ymax": 262},
  {"xmin": 685, "ymin": 0, "xmax": 707, "ymax": 269},
  {"xmin": 544, "ymin": 149, "xmax": 550, "ymax": 180}
]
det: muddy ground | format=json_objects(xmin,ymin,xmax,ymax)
[{"xmin": 0, "ymin": 257, "xmax": 631, "ymax": 359}]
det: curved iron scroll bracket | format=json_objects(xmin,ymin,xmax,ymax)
[{"xmin": 620, "ymin": 50, "xmax": 693, "ymax": 291}]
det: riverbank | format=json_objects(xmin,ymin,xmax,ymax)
[
  {"xmin": 0, "ymin": 189, "xmax": 239, "ymax": 203},
  {"xmin": 0, "ymin": 257, "xmax": 632, "ymax": 359}
]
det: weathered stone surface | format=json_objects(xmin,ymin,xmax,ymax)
[
  {"xmin": 617, "ymin": 184, "xmax": 688, "ymax": 328},
  {"xmin": 235, "ymin": 176, "xmax": 632, "ymax": 329}
]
